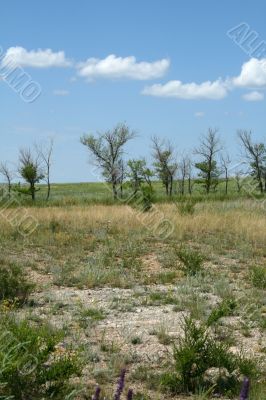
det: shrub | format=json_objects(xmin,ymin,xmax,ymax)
[
  {"xmin": 207, "ymin": 298, "xmax": 237, "ymax": 326},
  {"xmin": 139, "ymin": 185, "xmax": 154, "ymax": 212},
  {"xmin": 250, "ymin": 266, "xmax": 266, "ymax": 289},
  {"xmin": 0, "ymin": 315, "xmax": 81, "ymax": 399},
  {"xmin": 161, "ymin": 316, "xmax": 257, "ymax": 396},
  {"xmin": 177, "ymin": 200, "xmax": 196, "ymax": 215},
  {"xmin": 0, "ymin": 258, "xmax": 34, "ymax": 304},
  {"xmin": 176, "ymin": 247, "xmax": 204, "ymax": 276}
]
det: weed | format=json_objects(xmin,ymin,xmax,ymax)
[
  {"xmin": 250, "ymin": 266, "xmax": 266, "ymax": 289},
  {"xmin": 176, "ymin": 247, "xmax": 204, "ymax": 276},
  {"xmin": 0, "ymin": 258, "xmax": 34, "ymax": 305}
]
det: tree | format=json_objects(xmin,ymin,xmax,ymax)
[
  {"xmin": 152, "ymin": 137, "xmax": 178, "ymax": 196},
  {"xmin": 220, "ymin": 153, "xmax": 231, "ymax": 195},
  {"xmin": 238, "ymin": 130, "xmax": 266, "ymax": 193},
  {"xmin": 35, "ymin": 138, "xmax": 54, "ymax": 200},
  {"xmin": 127, "ymin": 159, "xmax": 153, "ymax": 195},
  {"xmin": 178, "ymin": 155, "xmax": 193, "ymax": 195},
  {"xmin": 81, "ymin": 123, "xmax": 135, "ymax": 199},
  {"xmin": 0, "ymin": 162, "xmax": 14, "ymax": 197},
  {"xmin": 194, "ymin": 128, "xmax": 221, "ymax": 194},
  {"xmin": 18, "ymin": 148, "xmax": 44, "ymax": 200}
]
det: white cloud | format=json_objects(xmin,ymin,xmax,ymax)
[
  {"xmin": 233, "ymin": 58, "xmax": 266, "ymax": 88},
  {"xmin": 53, "ymin": 89, "xmax": 69, "ymax": 96},
  {"xmin": 1, "ymin": 47, "xmax": 71, "ymax": 68},
  {"xmin": 194, "ymin": 111, "xmax": 205, "ymax": 117},
  {"xmin": 77, "ymin": 54, "xmax": 170, "ymax": 80},
  {"xmin": 142, "ymin": 79, "xmax": 228, "ymax": 100},
  {"xmin": 242, "ymin": 91, "xmax": 264, "ymax": 101}
]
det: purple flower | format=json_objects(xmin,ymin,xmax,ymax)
[
  {"xmin": 92, "ymin": 386, "xmax": 101, "ymax": 400},
  {"xmin": 114, "ymin": 368, "xmax": 126, "ymax": 400},
  {"xmin": 127, "ymin": 389, "xmax": 133, "ymax": 400},
  {"xmin": 240, "ymin": 377, "xmax": 250, "ymax": 400}
]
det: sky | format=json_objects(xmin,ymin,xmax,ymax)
[{"xmin": 0, "ymin": 0, "xmax": 266, "ymax": 182}]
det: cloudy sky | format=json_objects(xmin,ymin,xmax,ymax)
[{"xmin": 0, "ymin": 0, "xmax": 265, "ymax": 182}]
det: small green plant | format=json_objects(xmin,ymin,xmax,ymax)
[
  {"xmin": 176, "ymin": 247, "xmax": 204, "ymax": 276},
  {"xmin": 207, "ymin": 298, "xmax": 237, "ymax": 326},
  {"xmin": 161, "ymin": 316, "xmax": 257, "ymax": 395},
  {"xmin": 250, "ymin": 266, "xmax": 266, "ymax": 289},
  {"xmin": 0, "ymin": 315, "xmax": 81, "ymax": 399},
  {"xmin": 0, "ymin": 258, "xmax": 34, "ymax": 304},
  {"xmin": 177, "ymin": 199, "xmax": 196, "ymax": 215}
]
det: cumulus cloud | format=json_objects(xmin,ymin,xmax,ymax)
[
  {"xmin": 242, "ymin": 91, "xmax": 264, "ymax": 101},
  {"xmin": 142, "ymin": 79, "xmax": 228, "ymax": 100},
  {"xmin": 53, "ymin": 89, "xmax": 69, "ymax": 96},
  {"xmin": 232, "ymin": 58, "xmax": 266, "ymax": 88},
  {"xmin": 77, "ymin": 54, "xmax": 170, "ymax": 80},
  {"xmin": 194, "ymin": 111, "xmax": 205, "ymax": 117},
  {"xmin": 1, "ymin": 47, "xmax": 71, "ymax": 68}
]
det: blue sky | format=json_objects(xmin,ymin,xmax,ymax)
[{"xmin": 0, "ymin": 0, "xmax": 265, "ymax": 182}]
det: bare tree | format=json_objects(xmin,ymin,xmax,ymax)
[
  {"xmin": 194, "ymin": 128, "xmax": 222, "ymax": 194},
  {"xmin": 0, "ymin": 162, "xmax": 14, "ymax": 197},
  {"xmin": 81, "ymin": 123, "xmax": 135, "ymax": 199},
  {"xmin": 35, "ymin": 138, "xmax": 54, "ymax": 200},
  {"xmin": 18, "ymin": 148, "xmax": 44, "ymax": 201},
  {"xmin": 220, "ymin": 153, "xmax": 231, "ymax": 195},
  {"xmin": 238, "ymin": 130, "xmax": 266, "ymax": 193},
  {"xmin": 234, "ymin": 169, "xmax": 245, "ymax": 193},
  {"xmin": 151, "ymin": 137, "xmax": 178, "ymax": 196}
]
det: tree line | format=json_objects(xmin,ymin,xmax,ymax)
[{"xmin": 1, "ymin": 123, "xmax": 266, "ymax": 201}]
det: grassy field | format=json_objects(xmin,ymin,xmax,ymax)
[{"xmin": 0, "ymin": 184, "xmax": 266, "ymax": 399}]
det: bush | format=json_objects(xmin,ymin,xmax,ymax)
[
  {"xmin": 139, "ymin": 185, "xmax": 154, "ymax": 212},
  {"xmin": 207, "ymin": 298, "xmax": 237, "ymax": 326},
  {"xmin": 161, "ymin": 316, "xmax": 257, "ymax": 396},
  {"xmin": 0, "ymin": 315, "xmax": 81, "ymax": 399},
  {"xmin": 250, "ymin": 266, "xmax": 266, "ymax": 289},
  {"xmin": 177, "ymin": 200, "xmax": 196, "ymax": 215},
  {"xmin": 176, "ymin": 247, "xmax": 204, "ymax": 276},
  {"xmin": 0, "ymin": 258, "xmax": 34, "ymax": 304}
]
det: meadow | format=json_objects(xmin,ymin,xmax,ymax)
[{"xmin": 0, "ymin": 182, "xmax": 266, "ymax": 399}]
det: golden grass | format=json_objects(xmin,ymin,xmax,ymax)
[{"xmin": 1, "ymin": 200, "xmax": 266, "ymax": 249}]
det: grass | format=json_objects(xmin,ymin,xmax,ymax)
[{"xmin": 0, "ymin": 187, "xmax": 266, "ymax": 399}]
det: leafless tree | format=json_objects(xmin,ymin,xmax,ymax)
[
  {"xmin": 81, "ymin": 123, "xmax": 135, "ymax": 199},
  {"xmin": 151, "ymin": 136, "xmax": 178, "ymax": 196},
  {"xmin": 238, "ymin": 130, "xmax": 266, "ymax": 193},
  {"xmin": 194, "ymin": 128, "xmax": 222, "ymax": 194},
  {"xmin": 35, "ymin": 138, "xmax": 54, "ymax": 200},
  {"xmin": 0, "ymin": 162, "xmax": 14, "ymax": 197},
  {"xmin": 220, "ymin": 153, "xmax": 231, "ymax": 195}
]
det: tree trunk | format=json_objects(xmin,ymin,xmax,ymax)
[
  {"xmin": 46, "ymin": 179, "xmax": 51, "ymax": 201},
  {"xmin": 112, "ymin": 182, "xmax": 118, "ymax": 199}
]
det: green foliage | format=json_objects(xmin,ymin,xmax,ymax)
[
  {"xmin": 0, "ymin": 258, "xmax": 34, "ymax": 305},
  {"xmin": 0, "ymin": 315, "xmax": 81, "ymax": 399},
  {"xmin": 250, "ymin": 266, "xmax": 266, "ymax": 289},
  {"xmin": 139, "ymin": 185, "xmax": 154, "ymax": 212},
  {"xmin": 177, "ymin": 199, "xmax": 196, "ymax": 215},
  {"xmin": 195, "ymin": 160, "xmax": 220, "ymax": 193},
  {"xmin": 127, "ymin": 159, "xmax": 153, "ymax": 194},
  {"xmin": 207, "ymin": 298, "xmax": 237, "ymax": 326},
  {"xmin": 176, "ymin": 247, "xmax": 204, "ymax": 275},
  {"xmin": 161, "ymin": 316, "xmax": 257, "ymax": 395}
]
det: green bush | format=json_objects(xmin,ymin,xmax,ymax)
[
  {"xmin": 0, "ymin": 315, "xmax": 81, "ymax": 399},
  {"xmin": 161, "ymin": 316, "xmax": 257, "ymax": 395},
  {"xmin": 176, "ymin": 247, "xmax": 204, "ymax": 276},
  {"xmin": 250, "ymin": 266, "xmax": 266, "ymax": 289},
  {"xmin": 0, "ymin": 258, "xmax": 34, "ymax": 304},
  {"xmin": 177, "ymin": 200, "xmax": 196, "ymax": 215},
  {"xmin": 207, "ymin": 298, "xmax": 237, "ymax": 326}
]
